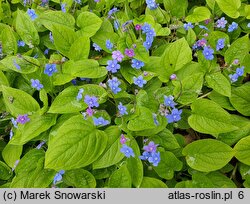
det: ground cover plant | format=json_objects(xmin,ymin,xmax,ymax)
[{"xmin": 0, "ymin": 0, "xmax": 250, "ymax": 188}]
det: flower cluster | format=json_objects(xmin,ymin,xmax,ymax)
[
  {"xmin": 229, "ymin": 66, "xmax": 245, "ymax": 83},
  {"xmin": 163, "ymin": 95, "xmax": 182, "ymax": 123},
  {"xmin": 183, "ymin": 22, "xmax": 194, "ymax": 31},
  {"xmin": 140, "ymin": 141, "xmax": 161, "ymax": 166},
  {"xmin": 215, "ymin": 17, "xmax": 238, "ymax": 32},
  {"xmin": 84, "ymin": 95, "xmax": 99, "ymax": 108},
  {"xmin": 142, "ymin": 23, "xmax": 156, "ymax": 50},
  {"xmin": 216, "ymin": 38, "xmax": 225, "ymax": 51}
]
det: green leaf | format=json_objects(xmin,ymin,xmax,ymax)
[
  {"xmin": 63, "ymin": 169, "xmax": 96, "ymax": 188},
  {"xmin": 218, "ymin": 114, "xmax": 250, "ymax": 146},
  {"xmin": 0, "ymin": 161, "xmax": 12, "ymax": 180},
  {"xmin": 174, "ymin": 72, "xmax": 204, "ymax": 104},
  {"xmin": 0, "ymin": 71, "xmax": 9, "ymax": 87},
  {"xmin": 134, "ymin": 44, "xmax": 149, "ymax": 63},
  {"xmin": 127, "ymin": 106, "xmax": 156, "ymax": 131},
  {"xmin": 15, "ymin": 10, "xmax": 39, "ymax": 45},
  {"xmin": 186, "ymin": 28, "xmax": 196, "ymax": 46},
  {"xmin": 120, "ymin": 63, "xmax": 142, "ymax": 84},
  {"xmin": 68, "ymin": 36, "xmax": 90, "ymax": 60},
  {"xmin": 2, "ymin": 144, "xmax": 22, "ymax": 168},
  {"xmin": 151, "ymin": 129, "xmax": 180, "ymax": 151},
  {"xmin": 1, "ymin": 26, "xmax": 17, "ymax": 55},
  {"xmin": 39, "ymin": 10, "xmax": 75, "ymax": 30},
  {"xmin": 11, "ymin": 151, "xmax": 55, "ymax": 188},
  {"xmin": 188, "ymin": 99, "xmax": 238, "ymax": 135},
  {"xmin": 45, "ymin": 115, "xmax": 108, "ymax": 170},
  {"xmin": 48, "ymin": 85, "xmax": 107, "ymax": 114},
  {"xmin": 108, "ymin": 164, "xmax": 132, "ymax": 188},
  {"xmin": 245, "ymin": 5, "xmax": 250, "ymax": 19},
  {"xmin": 186, "ymin": 7, "xmax": 211, "ymax": 23},
  {"xmin": 140, "ymin": 177, "xmax": 168, "ymax": 188},
  {"xmin": 127, "ymin": 138, "xmax": 143, "ymax": 187},
  {"xmin": 10, "ymin": 114, "xmax": 57, "ymax": 145},
  {"xmin": 153, "ymin": 151, "xmax": 183, "ymax": 179},
  {"xmin": 191, "ymin": 171, "xmax": 236, "ymax": 188},
  {"xmin": 234, "ymin": 136, "xmax": 250, "ymax": 165},
  {"xmin": 1, "ymin": 85, "xmax": 40, "ymax": 116},
  {"xmin": 182, "ymin": 139, "xmax": 235, "ymax": 172},
  {"xmin": 76, "ymin": 11, "xmax": 102, "ymax": 37},
  {"xmin": 163, "ymin": 0, "xmax": 188, "ymax": 18},
  {"xmin": 225, "ymin": 35, "xmax": 250, "ymax": 64},
  {"xmin": 0, "ymin": 56, "xmax": 39, "ymax": 74},
  {"xmin": 51, "ymin": 24, "xmax": 76, "ymax": 57},
  {"xmin": 230, "ymin": 83, "xmax": 250, "ymax": 116},
  {"xmin": 161, "ymin": 38, "xmax": 192, "ymax": 80},
  {"xmin": 205, "ymin": 72, "xmax": 231, "ymax": 97},
  {"xmin": 208, "ymin": 91, "xmax": 235, "ymax": 111},
  {"xmin": 93, "ymin": 126, "xmax": 124, "ymax": 169},
  {"xmin": 215, "ymin": 0, "xmax": 241, "ymax": 18},
  {"xmin": 62, "ymin": 60, "xmax": 107, "ymax": 78}
]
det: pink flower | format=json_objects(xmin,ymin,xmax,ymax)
[
  {"xmin": 86, "ymin": 107, "xmax": 94, "ymax": 116},
  {"xmin": 124, "ymin": 48, "xmax": 135, "ymax": 58},
  {"xmin": 120, "ymin": 134, "xmax": 127, "ymax": 144},
  {"xmin": 112, "ymin": 50, "xmax": 124, "ymax": 62},
  {"xmin": 135, "ymin": 24, "xmax": 142, "ymax": 30}
]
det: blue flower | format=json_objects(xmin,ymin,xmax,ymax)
[
  {"xmin": 11, "ymin": 118, "xmax": 18, "ymax": 128},
  {"xmin": 148, "ymin": 151, "xmax": 161, "ymax": 166},
  {"xmin": 114, "ymin": 20, "xmax": 120, "ymax": 30},
  {"xmin": 107, "ymin": 77, "xmax": 121, "ymax": 94},
  {"xmin": 76, "ymin": 88, "xmax": 84, "ymax": 101},
  {"xmin": 216, "ymin": 38, "xmax": 225, "ymax": 51},
  {"xmin": 166, "ymin": 108, "xmax": 182, "ymax": 123},
  {"xmin": 248, "ymin": 23, "xmax": 250, "ymax": 28},
  {"xmin": 53, "ymin": 170, "xmax": 65, "ymax": 185},
  {"xmin": 198, "ymin": 25, "xmax": 209, "ymax": 30},
  {"xmin": 108, "ymin": 7, "xmax": 119, "ymax": 18},
  {"xmin": 202, "ymin": 46, "xmax": 214, "ymax": 60},
  {"xmin": 61, "ymin": 3, "xmax": 66, "ymax": 12},
  {"xmin": 183, "ymin": 22, "xmax": 194, "ymax": 31},
  {"xmin": 143, "ymin": 40, "xmax": 153, "ymax": 50},
  {"xmin": 120, "ymin": 144, "xmax": 135, "ymax": 158},
  {"xmin": 118, "ymin": 102, "xmax": 128, "ymax": 115},
  {"xmin": 216, "ymin": 17, "xmax": 227, "ymax": 28},
  {"xmin": 139, "ymin": 151, "xmax": 151, "ymax": 160},
  {"xmin": 93, "ymin": 43, "xmax": 102, "ymax": 51},
  {"xmin": 93, "ymin": 117, "xmax": 110, "ymax": 126},
  {"xmin": 17, "ymin": 40, "xmax": 25, "ymax": 47},
  {"xmin": 228, "ymin": 22, "xmax": 238, "ymax": 32},
  {"xmin": 133, "ymin": 76, "xmax": 147, "ymax": 88},
  {"xmin": 9, "ymin": 129, "xmax": 14, "ymax": 140},
  {"xmin": 153, "ymin": 113, "xmax": 159, "ymax": 126},
  {"xmin": 27, "ymin": 9, "xmax": 37, "ymax": 21},
  {"xmin": 13, "ymin": 60, "xmax": 21, "ymax": 70},
  {"xmin": 141, "ymin": 23, "xmax": 152, "ymax": 33},
  {"xmin": 74, "ymin": 0, "xmax": 81, "ymax": 4},
  {"xmin": 164, "ymin": 95, "xmax": 177, "ymax": 108},
  {"xmin": 229, "ymin": 73, "xmax": 239, "ymax": 83},
  {"xmin": 236, "ymin": 66, "xmax": 244, "ymax": 76},
  {"xmin": 105, "ymin": 39, "xmax": 113, "ymax": 51},
  {"xmin": 146, "ymin": 0, "xmax": 158, "ymax": 10},
  {"xmin": 36, "ymin": 141, "xmax": 46, "ymax": 150},
  {"xmin": 31, "ymin": 79, "xmax": 44, "ymax": 90},
  {"xmin": 49, "ymin": 32, "xmax": 54, "ymax": 43},
  {"xmin": 131, "ymin": 59, "xmax": 144, "ymax": 69},
  {"xmin": 106, "ymin": 59, "xmax": 120, "ymax": 73},
  {"xmin": 44, "ymin": 48, "xmax": 49, "ymax": 55},
  {"xmin": 143, "ymin": 141, "xmax": 158, "ymax": 153},
  {"xmin": 44, "ymin": 64, "xmax": 57, "ymax": 76},
  {"xmin": 84, "ymin": 95, "xmax": 99, "ymax": 108}
]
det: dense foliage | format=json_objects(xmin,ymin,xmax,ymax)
[{"xmin": 0, "ymin": 0, "xmax": 250, "ymax": 188}]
